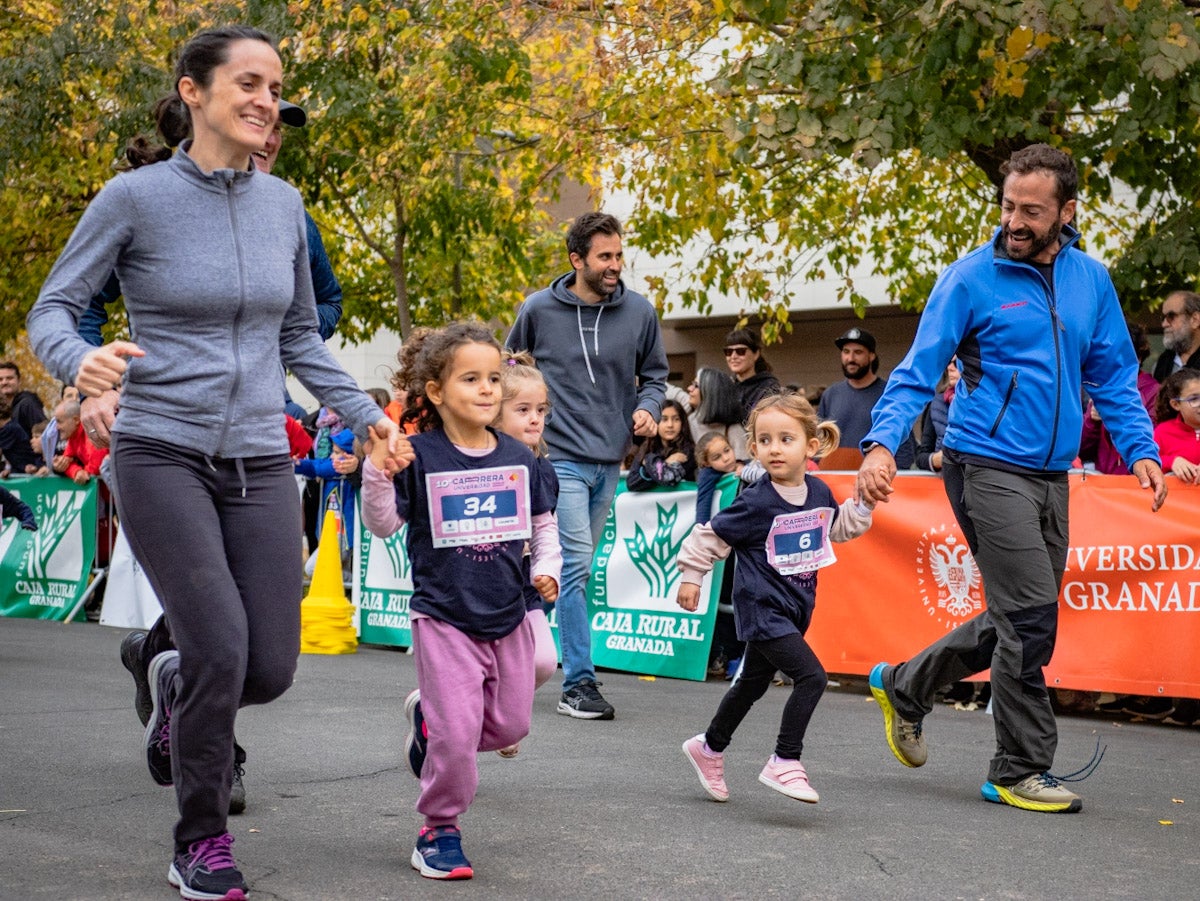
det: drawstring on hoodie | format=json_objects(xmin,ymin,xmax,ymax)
[{"xmin": 576, "ymin": 304, "xmax": 603, "ymax": 386}]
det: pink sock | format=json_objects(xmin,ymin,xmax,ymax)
[{"xmin": 703, "ymin": 742, "xmax": 722, "ymax": 757}]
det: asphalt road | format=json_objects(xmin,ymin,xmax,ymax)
[{"xmin": 2, "ymin": 616, "xmax": 1197, "ymax": 900}]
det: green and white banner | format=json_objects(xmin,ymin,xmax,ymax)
[
  {"xmin": 586, "ymin": 475, "xmax": 740, "ymax": 681},
  {"xmin": 0, "ymin": 477, "xmax": 97, "ymax": 621},
  {"xmin": 353, "ymin": 518, "xmax": 413, "ymax": 647},
  {"xmin": 352, "ymin": 475, "xmax": 741, "ymax": 682}
]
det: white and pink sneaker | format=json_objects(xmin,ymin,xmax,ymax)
[
  {"xmin": 758, "ymin": 755, "xmax": 819, "ymax": 803},
  {"xmin": 682, "ymin": 734, "xmax": 729, "ymax": 802}
]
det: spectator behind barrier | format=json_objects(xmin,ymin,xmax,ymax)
[
  {"xmin": 1081, "ymin": 323, "xmax": 1159, "ymax": 474},
  {"xmin": 626, "ymin": 399, "xmax": 696, "ymax": 491}
]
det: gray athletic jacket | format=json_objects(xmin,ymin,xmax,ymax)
[{"xmin": 28, "ymin": 145, "xmax": 379, "ymax": 458}]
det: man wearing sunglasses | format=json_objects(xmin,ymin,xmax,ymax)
[{"xmin": 1152, "ymin": 290, "xmax": 1200, "ymax": 383}]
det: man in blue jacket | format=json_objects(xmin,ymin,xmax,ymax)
[
  {"xmin": 855, "ymin": 144, "xmax": 1166, "ymax": 814},
  {"xmin": 508, "ymin": 212, "xmax": 668, "ymax": 720}
]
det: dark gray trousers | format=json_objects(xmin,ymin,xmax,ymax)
[
  {"xmin": 110, "ymin": 434, "xmax": 302, "ymax": 850},
  {"xmin": 886, "ymin": 463, "xmax": 1069, "ymax": 784}
]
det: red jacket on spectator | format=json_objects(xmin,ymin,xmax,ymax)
[
  {"xmin": 61, "ymin": 427, "xmax": 107, "ymax": 480},
  {"xmin": 1154, "ymin": 415, "xmax": 1200, "ymax": 472},
  {"xmin": 285, "ymin": 415, "xmax": 314, "ymax": 460}
]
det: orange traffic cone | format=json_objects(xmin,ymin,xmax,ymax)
[{"xmin": 300, "ymin": 508, "xmax": 358, "ymax": 655}]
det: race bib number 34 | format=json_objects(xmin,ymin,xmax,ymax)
[
  {"xmin": 426, "ymin": 465, "xmax": 531, "ymax": 548},
  {"xmin": 766, "ymin": 507, "xmax": 836, "ymax": 575}
]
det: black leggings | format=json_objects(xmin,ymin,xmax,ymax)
[
  {"xmin": 110, "ymin": 434, "xmax": 302, "ymax": 850},
  {"xmin": 704, "ymin": 631, "xmax": 827, "ymax": 760}
]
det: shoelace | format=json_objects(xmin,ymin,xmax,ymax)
[
  {"xmin": 153, "ymin": 712, "xmax": 172, "ymax": 755},
  {"xmin": 898, "ymin": 719, "xmax": 923, "ymax": 742},
  {"xmin": 1048, "ymin": 738, "xmax": 1106, "ymax": 784},
  {"xmin": 188, "ymin": 833, "xmax": 237, "ymax": 872}
]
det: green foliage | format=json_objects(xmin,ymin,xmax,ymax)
[
  {"xmin": 607, "ymin": 0, "xmax": 1200, "ymax": 322},
  {"xmin": 0, "ymin": 1, "xmax": 609, "ymax": 345}
]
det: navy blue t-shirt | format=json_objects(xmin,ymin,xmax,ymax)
[
  {"xmin": 709, "ymin": 474, "xmax": 839, "ymax": 642},
  {"xmin": 522, "ymin": 455, "xmax": 560, "ymax": 611},
  {"xmin": 394, "ymin": 428, "xmax": 552, "ymax": 640}
]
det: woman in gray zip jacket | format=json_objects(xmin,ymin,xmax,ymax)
[{"xmin": 27, "ymin": 25, "xmax": 403, "ymax": 900}]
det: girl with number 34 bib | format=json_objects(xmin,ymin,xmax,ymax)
[
  {"xmin": 676, "ymin": 392, "xmax": 874, "ymax": 805},
  {"xmin": 360, "ymin": 321, "xmax": 559, "ymax": 881}
]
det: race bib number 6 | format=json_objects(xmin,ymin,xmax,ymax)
[
  {"xmin": 766, "ymin": 507, "xmax": 836, "ymax": 575},
  {"xmin": 426, "ymin": 465, "xmax": 531, "ymax": 548}
]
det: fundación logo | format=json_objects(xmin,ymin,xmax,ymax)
[{"xmin": 915, "ymin": 523, "xmax": 983, "ymax": 630}]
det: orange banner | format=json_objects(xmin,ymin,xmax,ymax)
[{"xmin": 811, "ymin": 472, "xmax": 1200, "ymax": 699}]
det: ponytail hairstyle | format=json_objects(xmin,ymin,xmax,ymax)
[
  {"xmin": 394, "ymin": 321, "xmax": 502, "ymax": 433},
  {"xmin": 746, "ymin": 391, "xmax": 839, "ymax": 459},
  {"xmin": 125, "ymin": 25, "xmax": 276, "ymax": 168},
  {"xmin": 497, "ymin": 349, "xmax": 550, "ymax": 455}
]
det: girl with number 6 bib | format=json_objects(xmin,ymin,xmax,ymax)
[
  {"xmin": 676, "ymin": 392, "xmax": 874, "ymax": 804},
  {"xmin": 360, "ymin": 322, "xmax": 559, "ymax": 880}
]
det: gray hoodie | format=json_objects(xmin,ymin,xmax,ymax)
[
  {"xmin": 27, "ymin": 145, "xmax": 379, "ymax": 457},
  {"xmin": 507, "ymin": 272, "xmax": 668, "ymax": 463}
]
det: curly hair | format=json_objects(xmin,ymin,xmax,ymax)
[{"xmin": 393, "ymin": 321, "xmax": 501, "ymax": 433}]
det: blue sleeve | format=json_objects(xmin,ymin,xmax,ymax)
[
  {"xmin": 294, "ymin": 457, "xmax": 337, "ymax": 479},
  {"xmin": 694, "ymin": 468, "xmax": 719, "ymax": 525},
  {"xmin": 306, "ymin": 212, "xmax": 342, "ymax": 342},
  {"xmin": 78, "ymin": 273, "xmax": 122, "ymax": 347},
  {"xmin": 0, "ymin": 486, "xmax": 36, "ymax": 530},
  {"xmin": 1082, "ymin": 273, "xmax": 1160, "ymax": 469},
  {"xmin": 864, "ymin": 266, "xmax": 973, "ymax": 453}
]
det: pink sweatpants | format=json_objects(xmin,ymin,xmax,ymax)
[
  {"xmin": 412, "ymin": 616, "xmax": 535, "ymax": 828},
  {"xmin": 528, "ymin": 608, "xmax": 558, "ymax": 689}
]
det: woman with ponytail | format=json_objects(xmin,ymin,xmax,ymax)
[{"xmin": 28, "ymin": 25, "xmax": 402, "ymax": 901}]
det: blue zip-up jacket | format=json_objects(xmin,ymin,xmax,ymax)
[{"xmin": 864, "ymin": 225, "xmax": 1159, "ymax": 473}]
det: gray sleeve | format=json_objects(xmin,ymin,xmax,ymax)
[
  {"xmin": 279, "ymin": 197, "xmax": 380, "ymax": 435},
  {"xmin": 634, "ymin": 305, "xmax": 668, "ymax": 419},
  {"xmin": 27, "ymin": 179, "xmax": 133, "ymax": 385}
]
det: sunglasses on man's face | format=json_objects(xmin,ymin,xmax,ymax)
[
  {"xmin": 1163, "ymin": 310, "xmax": 1191, "ymax": 323},
  {"xmin": 724, "ymin": 346, "xmax": 751, "ymax": 357}
]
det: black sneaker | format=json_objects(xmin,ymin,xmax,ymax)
[
  {"xmin": 144, "ymin": 650, "xmax": 179, "ymax": 786},
  {"xmin": 228, "ymin": 762, "xmax": 246, "ymax": 816},
  {"xmin": 168, "ymin": 831, "xmax": 248, "ymax": 900},
  {"xmin": 119, "ymin": 631, "xmax": 153, "ymax": 727},
  {"xmin": 1122, "ymin": 697, "xmax": 1174, "ymax": 721},
  {"xmin": 557, "ymin": 680, "xmax": 615, "ymax": 720},
  {"xmin": 403, "ymin": 689, "xmax": 427, "ymax": 779}
]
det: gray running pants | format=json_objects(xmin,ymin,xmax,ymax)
[
  {"xmin": 885, "ymin": 463, "xmax": 1069, "ymax": 785},
  {"xmin": 110, "ymin": 433, "xmax": 302, "ymax": 850}
]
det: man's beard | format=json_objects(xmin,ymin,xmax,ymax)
[
  {"xmin": 1002, "ymin": 221, "xmax": 1062, "ymax": 262},
  {"xmin": 1164, "ymin": 324, "xmax": 1194, "ymax": 353},
  {"xmin": 842, "ymin": 361, "xmax": 870, "ymax": 380},
  {"xmin": 581, "ymin": 265, "xmax": 617, "ymax": 299}
]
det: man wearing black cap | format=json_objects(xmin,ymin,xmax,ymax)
[{"xmin": 817, "ymin": 328, "xmax": 913, "ymax": 468}]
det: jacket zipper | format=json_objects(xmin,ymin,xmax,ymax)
[
  {"xmin": 989, "ymin": 371, "xmax": 1018, "ymax": 437},
  {"xmin": 212, "ymin": 174, "xmax": 246, "ymax": 456},
  {"xmin": 1042, "ymin": 273, "xmax": 1064, "ymax": 469}
]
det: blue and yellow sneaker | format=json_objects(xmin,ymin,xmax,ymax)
[
  {"xmin": 868, "ymin": 662, "xmax": 927, "ymax": 768},
  {"xmin": 982, "ymin": 773, "xmax": 1082, "ymax": 813}
]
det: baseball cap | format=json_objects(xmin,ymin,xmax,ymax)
[
  {"xmin": 834, "ymin": 327, "xmax": 876, "ymax": 353},
  {"xmin": 279, "ymin": 100, "xmax": 307, "ymax": 128}
]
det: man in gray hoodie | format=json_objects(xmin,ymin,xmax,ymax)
[{"xmin": 508, "ymin": 212, "xmax": 668, "ymax": 719}]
